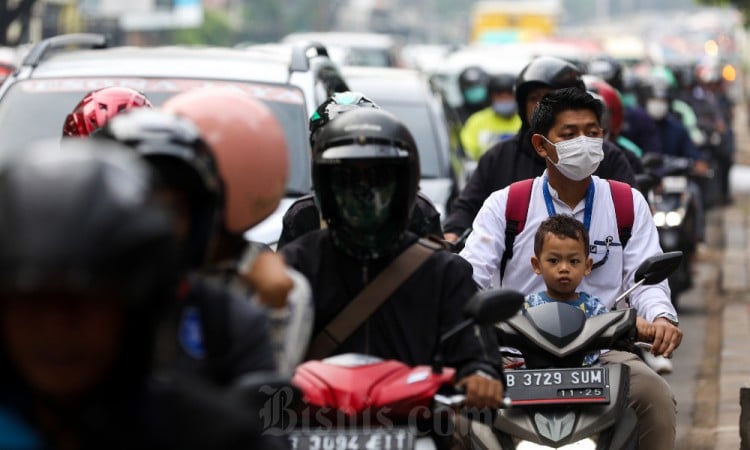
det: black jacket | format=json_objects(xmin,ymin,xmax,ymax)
[
  {"xmin": 277, "ymin": 192, "xmax": 443, "ymax": 249},
  {"xmin": 167, "ymin": 276, "xmax": 277, "ymax": 386},
  {"xmin": 0, "ymin": 375, "xmax": 285, "ymax": 450},
  {"xmin": 444, "ymin": 127, "xmax": 636, "ymax": 234},
  {"xmin": 280, "ymin": 230, "xmax": 501, "ymax": 380}
]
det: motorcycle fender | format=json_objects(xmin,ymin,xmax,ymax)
[{"xmin": 599, "ymin": 406, "xmax": 639, "ymax": 450}]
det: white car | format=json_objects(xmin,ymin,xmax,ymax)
[{"xmin": 0, "ymin": 33, "xmax": 351, "ymax": 247}]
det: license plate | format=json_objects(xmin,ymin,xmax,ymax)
[
  {"xmin": 662, "ymin": 176, "xmax": 688, "ymax": 193},
  {"xmin": 504, "ymin": 367, "xmax": 610, "ymax": 406},
  {"xmin": 290, "ymin": 428, "xmax": 415, "ymax": 450}
]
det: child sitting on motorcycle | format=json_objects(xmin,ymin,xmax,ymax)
[{"xmin": 525, "ymin": 214, "xmax": 655, "ymax": 366}]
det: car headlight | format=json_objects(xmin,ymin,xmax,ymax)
[
  {"xmin": 517, "ymin": 438, "xmax": 597, "ymax": 449},
  {"xmin": 653, "ymin": 211, "xmax": 666, "ymax": 227},
  {"xmin": 665, "ymin": 211, "xmax": 683, "ymax": 227}
]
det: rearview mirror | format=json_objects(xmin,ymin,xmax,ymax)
[
  {"xmin": 463, "ymin": 289, "xmax": 525, "ymax": 325},
  {"xmin": 634, "ymin": 251, "xmax": 683, "ymax": 285},
  {"xmin": 433, "ymin": 288, "xmax": 524, "ymax": 374},
  {"xmin": 641, "ymin": 152, "xmax": 664, "ymax": 170},
  {"xmin": 228, "ymin": 371, "xmax": 302, "ymax": 408}
]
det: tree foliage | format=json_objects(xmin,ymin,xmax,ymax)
[
  {"xmin": 171, "ymin": 8, "xmax": 234, "ymax": 46},
  {"xmin": 695, "ymin": 0, "xmax": 749, "ymax": 23},
  {"xmin": 0, "ymin": 0, "xmax": 37, "ymax": 45}
]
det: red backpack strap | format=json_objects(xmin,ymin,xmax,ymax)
[
  {"xmin": 608, "ymin": 180, "xmax": 634, "ymax": 248},
  {"xmin": 500, "ymin": 179, "xmax": 535, "ymax": 282}
]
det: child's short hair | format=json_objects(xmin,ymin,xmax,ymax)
[{"xmin": 533, "ymin": 214, "xmax": 590, "ymax": 257}]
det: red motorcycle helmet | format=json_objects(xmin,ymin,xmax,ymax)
[
  {"xmin": 62, "ymin": 87, "xmax": 152, "ymax": 137},
  {"xmin": 583, "ymin": 74, "xmax": 624, "ymax": 137}
]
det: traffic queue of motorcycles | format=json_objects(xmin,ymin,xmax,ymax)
[
  {"xmin": 0, "ymin": 35, "xmax": 736, "ymax": 450},
  {"xmin": 283, "ymin": 53, "xmax": 734, "ymax": 448}
]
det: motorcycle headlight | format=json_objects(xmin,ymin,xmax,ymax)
[
  {"xmin": 660, "ymin": 229, "xmax": 680, "ymax": 250},
  {"xmin": 653, "ymin": 211, "xmax": 666, "ymax": 227},
  {"xmin": 517, "ymin": 438, "xmax": 597, "ymax": 449},
  {"xmin": 665, "ymin": 211, "xmax": 683, "ymax": 227}
]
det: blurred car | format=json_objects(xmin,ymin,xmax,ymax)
[
  {"xmin": 0, "ymin": 33, "xmax": 350, "ymax": 246},
  {"xmin": 233, "ymin": 41, "xmax": 349, "ymax": 118},
  {"xmin": 340, "ymin": 65, "xmax": 466, "ymax": 221},
  {"xmin": 281, "ymin": 31, "xmax": 403, "ymax": 68}
]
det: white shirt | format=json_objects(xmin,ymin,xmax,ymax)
[{"xmin": 459, "ymin": 174, "xmax": 676, "ymax": 323}]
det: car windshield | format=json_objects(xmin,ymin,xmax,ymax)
[
  {"xmin": 373, "ymin": 101, "xmax": 442, "ymax": 178},
  {"xmin": 343, "ymin": 47, "xmax": 394, "ymax": 67},
  {"xmin": 0, "ymin": 78, "xmax": 311, "ymax": 195}
]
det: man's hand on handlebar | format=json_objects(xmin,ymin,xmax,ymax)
[
  {"xmin": 694, "ymin": 160, "xmax": 710, "ymax": 176},
  {"xmin": 444, "ymin": 232, "xmax": 459, "ymax": 243},
  {"xmin": 456, "ymin": 373, "xmax": 504, "ymax": 409},
  {"xmin": 650, "ymin": 318, "xmax": 682, "ymax": 358},
  {"xmin": 635, "ymin": 316, "xmax": 655, "ymax": 342}
]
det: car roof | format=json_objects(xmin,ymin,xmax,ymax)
[
  {"xmin": 340, "ymin": 66, "xmax": 432, "ymax": 102},
  {"xmin": 28, "ymin": 46, "xmax": 292, "ymax": 83},
  {"xmin": 282, "ymin": 32, "xmax": 398, "ymax": 48}
]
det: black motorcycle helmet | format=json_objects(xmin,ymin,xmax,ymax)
[
  {"xmin": 515, "ymin": 56, "xmax": 586, "ymax": 122},
  {"xmin": 95, "ymin": 108, "xmax": 222, "ymax": 268},
  {"xmin": 309, "ymin": 91, "xmax": 379, "ymax": 149},
  {"xmin": 458, "ymin": 65, "xmax": 490, "ymax": 106},
  {"xmin": 587, "ymin": 55, "xmax": 624, "ymax": 91},
  {"xmin": 312, "ymin": 108, "xmax": 419, "ymax": 261},
  {"xmin": 636, "ymin": 68, "xmax": 676, "ymax": 105},
  {"xmin": 0, "ymin": 139, "xmax": 177, "ymax": 389},
  {"xmin": 488, "ymin": 73, "xmax": 516, "ymax": 94}
]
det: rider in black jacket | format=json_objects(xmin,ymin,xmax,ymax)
[
  {"xmin": 444, "ymin": 56, "xmax": 636, "ymax": 239},
  {"xmin": 281, "ymin": 108, "xmax": 504, "ymax": 410},
  {"xmin": 95, "ymin": 109, "xmax": 277, "ymax": 387}
]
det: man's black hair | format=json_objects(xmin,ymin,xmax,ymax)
[
  {"xmin": 530, "ymin": 87, "xmax": 604, "ymax": 136},
  {"xmin": 534, "ymin": 214, "xmax": 590, "ymax": 257}
]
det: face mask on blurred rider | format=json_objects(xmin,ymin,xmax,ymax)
[
  {"xmin": 463, "ymin": 86, "xmax": 488, "ymax": 105},
  {"xmin": 492, "ymin": 100, "xmax": 517, "ymax": 117},
  {"xmin": 646, "ymin": 98, "xmax": 669, "ymax": 120},
  {"xmin": 542, "ymin": 135, "xmax": 604, "ymax": 181}
]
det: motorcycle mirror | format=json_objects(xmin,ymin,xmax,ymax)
[
  {"xmin": 228, "ymin": 371, "xmax": 303, "ymax": 412},
  {"xmin": 463, "ymin": 288, "xmax": 525, "ymax": 325},
  {"xmin": 432, "ymin": 289, "xmax": 524, "ymax": 374},
  {"xmin": 634, "ymin": 251, "xmax": 683, "ymax": 285},
  {"xmin": 635, "ymin": 173, "xmax": 658, "ymax": 195},
  {"xmin": 641, "ymin": 153, "xmax": 664, "ymax": 169}
]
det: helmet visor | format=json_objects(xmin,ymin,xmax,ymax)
[
  {"xmin": 329, "ymin": 164, "xmax": 398, "ymax": 232},
  {"xmin": 319, "ymin": 144, "xmax": 410, "ymax": 161}
]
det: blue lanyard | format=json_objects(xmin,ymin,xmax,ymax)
[{"xmin": 542, "ymin": 176, "xmax": 595, "ymax": 231}]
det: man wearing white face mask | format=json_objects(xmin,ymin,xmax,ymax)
[
  {"xmin": 460, "ymin": 88, "xmax": 681, "ymax": 450},
  {"xmin": 444, "ymin": 56, "xmax": 636, "ymax": 244}
]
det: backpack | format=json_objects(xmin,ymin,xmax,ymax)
[{"xmin": 499, "ymin": 178, "xmax": 634, "ymax": 282}]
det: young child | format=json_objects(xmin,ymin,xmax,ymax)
[{"xmin": 526, "ymin": 214, "xmax": 654, "ymax": 366}]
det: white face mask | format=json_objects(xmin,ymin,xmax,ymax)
[
  {"xmin": 646, "ymin": 98, "xmax": 669, "ymax": 120},
  {"xmin": 542, "ymin": 135, "xmax": 604, "ymax": 181}
]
